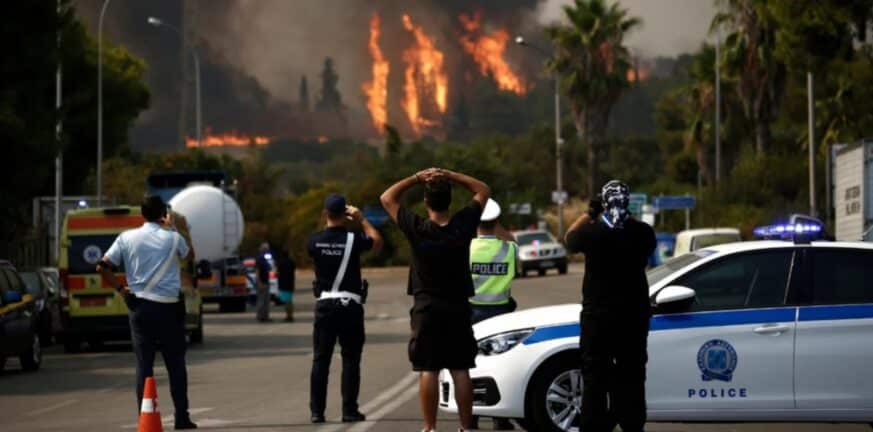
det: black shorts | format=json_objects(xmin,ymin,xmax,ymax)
[{"xmin": 408, "ymin": 296, "xmax": 477, "ymax": 371}]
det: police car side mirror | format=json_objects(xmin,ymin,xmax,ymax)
[
  {"xmin": 655, "ymin": 285, "xmax": 695, "ymax": 306},
  {"xmin": 3, "ymin": 291, "xmax": 23, "ymax": 304}
]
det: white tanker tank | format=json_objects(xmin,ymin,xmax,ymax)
[{"xmin": 169, "ymin": 185, "xmax": 244, "ymax": 262}]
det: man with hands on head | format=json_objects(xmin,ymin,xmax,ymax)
[
  {"xmin": 308, "ymin": 194, "xmax": 383, "ymax": 424},
  {"xmin": 380, "ymin": 167, "xmax": 490, "ymax": 432}
]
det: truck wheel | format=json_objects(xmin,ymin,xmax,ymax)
[
  {"xmin": 20, "ymin": 333, "xmax": 42, "ymax": 371},
  {"xmin": 538, "ymin": 269, "xmax": 547, "ymax": 277},
  {"xmin": 526, "ymin": 352, "xmax": 582, "ymax": 432},
  {"xmin": 232, "ymin": 298, "xmax": 247, "ymax": 312}
]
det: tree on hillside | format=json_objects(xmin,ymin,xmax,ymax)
[
  {"xmin": 714, "ymin": 0, "xmax": 786, "ymax": 155},
  {"xmin": 546, "ymin": 0, "xmax": 641, "ymax": 197},
  {"xmin": 299, "ymin": 75, "xmax": 310, "ymax": 112},
  {"xmin": 316, "ymin": 57, "xmax": 342, "ymax": 112}
]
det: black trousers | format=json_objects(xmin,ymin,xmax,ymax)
[
  {"xmin": 580, "ymin": 309, "xmax": 650, "ymax": 432},
  {"xmin": 129, "ymin": 298, "xmax": 190, "ymax": 421},
  {"xmin": 310, "ymin": 299, "xmax": 365, "ymax": 416}
]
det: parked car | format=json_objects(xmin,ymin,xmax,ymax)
[
  {"xmin": 19, "ymin": 269, "xmax": 62, "ymax": 346},
  {"xmin": 513, "ymin": 230, "xmax": 568, "ymax": 277},
  {"xmin": 440, "ymin": 236, "xmax": 873, "ymax": 430},
  {"xmin": 0, "ymin": 260, "xmax": 42, "ymax": 372},
  {"xmin": 673, "ymin": 228, "xmax": 742, "ymax": 257}
]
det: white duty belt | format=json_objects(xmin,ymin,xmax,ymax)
[{"xmin": 318, "ymin": 232, "xmax": 361, "ymax": 304}]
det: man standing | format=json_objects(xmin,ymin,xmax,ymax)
[
  {"xmin": 97, "ymin": 195, "xmax": 197, "ymax": 430},
  {"xmin": 380, "ymin": 168, "xmax": 490, "ymax": 432},
  {"xmin": 255, "ymin": 243, "xmax": 272, "ymax": 322},
  {"xmin": 470, "ymin": 198, "xmax": 517, "ymax": 325},
  {"xmin": 564, "ymin": 180, "xmax": 656, "ymax": 432},
  {"xmin": 308, "ymin": 195, "xmax": 383, "ymax": 424},
  {"xmin": 275, "ymin": 249, "xmax": 296, "ymax": 322}
]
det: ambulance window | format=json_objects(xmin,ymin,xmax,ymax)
[
  {"xmin": 675, "ymin": 250, "xmax": 793, "ymax": 311},
  {"xmin": 811, "ymin": 249, "xmax": 873, "ymax": 305}
]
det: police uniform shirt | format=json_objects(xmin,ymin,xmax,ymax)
[
  {"xmin": 397, "ymin": 201, "xmax": 482, "ymax": 302},
  {"xmin": 307, "ymin": 227, "xmax": 374, "ymax": 295},
  {"xmin": 566, "ymin": 218, "xmax": 656, "ymax": 312},
  {"xmin": 104, "ymin": 222, "xmax": 190, "ymax": 303}
]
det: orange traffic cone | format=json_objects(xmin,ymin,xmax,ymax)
[{"xmin": 137, "ymin": 376, "xmax": 163, "ymax": 432}]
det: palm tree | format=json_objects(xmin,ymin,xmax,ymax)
[
  {"xmin": 683, "ymin": 45, "xmax": 717, "ymax": 187},
  {"xmin": 546, "ymin": 0, "xmax": 641, "ymax": 198},
  {"xmin": 714, "ymin": 0, "xmax": 786, "ymax": 155}
]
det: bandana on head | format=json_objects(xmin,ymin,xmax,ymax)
[{"xmin": 601, "ymin": 180, "xmax": 630, "ymax": 229}]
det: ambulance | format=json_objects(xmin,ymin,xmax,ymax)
[{"xmin": 58, "ymin": 206, "xmax": 203, "ymax": 352}]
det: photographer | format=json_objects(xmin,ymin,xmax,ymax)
[
  {"xmin": 564, "ymin": 181, "xmax": 656, "ymax": 432},
  {"xmin": 307, "ymin": 194, "xmax": 383, "ymax": 424}
]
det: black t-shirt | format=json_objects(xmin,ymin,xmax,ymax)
[
  {"xmin": 255, "ymin": 254, "xmax": 271, "ymax": 284},
  {"xmin": 276, "ymin": 255, "xmax": 295, "ymax": 292},
  {"xmin": 566, "ymin": 218, "xmax": 656, "ymax": 312},
  {"xmin": 397, "ymin": 202, "xmax": 482, "ymax": 303},
  {"xmin": 307, "ymin": 227, "xmax": 374, "ymax": 295}
]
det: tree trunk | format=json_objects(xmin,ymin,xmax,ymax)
[
  {"xmin": 754, "ymin": 120, "xmax": 770, "ymax": 155},
  {"xmin": 572, "ymin": 108, "xmax": 595, "ymax": 199}
]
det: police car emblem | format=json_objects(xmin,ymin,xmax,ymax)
[
  {"xmin": 697, "ymin": 339, "xmax": 737, "ymax": 382},
  {"xmin": 83, "ymin": 245, "xmax": 102, "ymax": 265}
]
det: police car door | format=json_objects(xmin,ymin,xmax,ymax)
[
  {"xmin": 794, "ymin": 247, "xmax": 873, "ymax": 410},
  {"xmin": 647, "ymin": 249, "xmax": 797, "ymax": 413}
]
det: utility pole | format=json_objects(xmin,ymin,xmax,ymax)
[
  {"xmin": 97, "ymin": 0, "xmax": 111, "ymax": 206},
  {"xmin": 808, "ymin": 72, "xmax": 817, "ymax": 217},
  {"xmin": 55, "ymin": 0, "xmax": 63, "ymax": 264},
  {"xmin": 715, "ymin": 24, "xmax": 722, "ymax": 184}
]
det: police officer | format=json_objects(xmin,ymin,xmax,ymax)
[
  {"xmin": 470, "ymin": 198, "xmax": 517, "ymax": 430},
  {"xmin": 470, "ymin": 198, "xmax": 517, "ymax": 324},
  {"xmin": 564, "ymin": 181, "xmax": 656, "ymax": 432},
  {"xmin": 308, "ymin": 194, "xmax": 383, "ymax": 424},
  {"xmin": 96, "ymin": 195, "xmax": 198, "ymax": 430},
  {"xmin": 255, "ymin": 242, "xmax": 272, "ymax": 322}
]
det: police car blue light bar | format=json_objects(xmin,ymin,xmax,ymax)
[{"xmin": 753, "ymin": 223, "xmax": 822, "ymax": 238}]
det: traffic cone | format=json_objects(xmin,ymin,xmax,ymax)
[{"xmin": 137, "ymin": 376, "xmax": 163, "ymax": 432}]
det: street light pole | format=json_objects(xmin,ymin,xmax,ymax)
[
  {"xmin": 97, "ymin": 0, "xmax": 111, "ymax": 206},
  {"xmin": 516, "ymin": 35, "xmax": 565, "ymax": 237},
  {"xmin": 147, "ymin": 17, "xmax": 202, "ymax": 147},
  {"xmin": 807, "ymin": 72, "xmax": 817, "ymax": 217},
  {"xmin": 715, "ymin": 23, "xmax": 722, "ymax": 184}
]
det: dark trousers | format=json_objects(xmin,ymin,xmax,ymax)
[
  {"xmin": 129, "ymin": 298, "xmax": 190, "ymax": 422},
  {"xmin": 471, "ymin": 300, "xmax": 516, "ymax": 324},
  {"xmin": 310, "ymin": 299, "xmax": 365, "ymax": 416},
  {"xmin": 580, "ymin": 309, "xmax": 650, "ymax": 432}
]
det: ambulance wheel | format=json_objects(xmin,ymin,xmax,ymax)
[
  {"xmin": 538, "ymin": 269, "xmax": 547, "ymax": 277},
  {"xmin": 526, "ymin": 351, "xmax": 581, "ymax": 432},
  {"xmin": 20, "ymin": 332, "xmax": 42, "ymax": 371}
]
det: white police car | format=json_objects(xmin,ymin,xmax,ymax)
[{"xmin": 440, "ymin": 228, "xmax": 873, "ymax": 431}]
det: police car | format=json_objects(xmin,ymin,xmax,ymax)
[{"xmin": 440, "ymin": 223, "xmax": 873, "ymax": 431}]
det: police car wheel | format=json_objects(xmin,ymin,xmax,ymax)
[
  {"xmin": 20, "ymin": 333, "xmax": 42, "ymax": 371},
  {"xmin": 527, "ymin": 351, "xmax": 582, "ymax": 432}
]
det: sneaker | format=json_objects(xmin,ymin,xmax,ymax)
[
  {"xmin": 342, "ymin": 411, "xmax": 366, "ymax": 422},
  {"xmin": 310, "ymin": 414, "xmax": 326, "ymax": 423}
]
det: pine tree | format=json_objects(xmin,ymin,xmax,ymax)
[
  {"xmin": 316, "ymin": 57, "xmax": 342, "ymax": 112},
  {"xmin": 299, "ymin": 75, "xmax": 310, "ymax": 112}
]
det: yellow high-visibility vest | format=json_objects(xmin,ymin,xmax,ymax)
[{"xmin": 469, "ymin": 237, "xmax": 516, "ymax": 305}]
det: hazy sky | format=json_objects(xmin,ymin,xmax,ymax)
[{"xmin": 536, "ymin": 0, "xmax": 718, "ymax": 57}]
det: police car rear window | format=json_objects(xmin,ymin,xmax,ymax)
[
  {"xmin": 68, "ymin": 235, "xmax": 122, "ymax": 275},
  {"xmin": 646, "ymin": 250, "xmax": 714, "ymax": 286}
]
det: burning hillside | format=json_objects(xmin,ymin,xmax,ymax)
[{"xmin": 186, "ymin": 128, "xmax": 271, "ymax": 148}]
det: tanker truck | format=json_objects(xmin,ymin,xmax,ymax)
[{"xmin": 148, "ymin": 172, "xmax": 249, "ymax": 312}]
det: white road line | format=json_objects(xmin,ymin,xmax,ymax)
[
  {"xmin": 346, "ymin": 385, "xmax": 418, "ymax": 432},
  {"xmin": 25, "ymin": 399, "xmax": 78, "ymax": 417},
  {"xmin": 316, "ymin": 372, "xmax": 418, "ymax": 432}
]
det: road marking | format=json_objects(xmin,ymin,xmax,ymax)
[
  {"xmin": 25, "ymin": 399, "xmax": 78, "ymax": 417},
  {"xmin": 316, "ymin": 372, "xmax": 417, "ymax": 432},
  {"xmin": 346, "ymin": 385, "xmax": 418, "ymax": 432}
]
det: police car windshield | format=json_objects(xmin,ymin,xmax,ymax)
[
  {"xmin": 646, "ymin": 251, "xmax": 712, "ymax": 286},
  {"xmin": 516, "ymin": 232, "xmax": 554, "ymax": 245}
]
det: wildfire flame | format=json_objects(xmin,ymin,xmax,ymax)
[
  {"xmin": 185, "ymin": 127, "xmax": 270, "ymax": 148},
  {"xmin": 401, "ymin": 14, "xmax": 448, "ymax": 135},
  {"xmin": 362, "ymin": 13, "xmax": 389, "ymax": 134},
  {"xmin": 458, "ymin": 13, "xmax": 526, "ymax": 95}
]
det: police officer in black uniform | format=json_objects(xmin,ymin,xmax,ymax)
[
  {"xmin": 308, "ymin": 194, "xmax": 383, "ymax": 424},
  {"xmin": 565, "ymin": 181, "xmax": 656, "ymax": 432}
]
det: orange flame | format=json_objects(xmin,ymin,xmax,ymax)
[
  {"xmin": 185, "ymin": 127, "xmax": 270, "ymax": 148},
  {"xmin": 458, "ymin": 13, "xmax": 526, "ymax": 95},
  {"xmin": 362, "ymin": 13, "xmax": 389, "ymax": 134},
  {"xmin": 401, "ymin": 14, "xmax": 448, "ymax": 134}
]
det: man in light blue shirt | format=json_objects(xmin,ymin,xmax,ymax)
[{"xmin": 97, "ymin": 195, "xmax": 198, "ymax": 430}]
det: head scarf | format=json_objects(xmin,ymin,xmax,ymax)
[{"xmin": 601, "ymin": 180, "xmax": 630, "ymax": 229}]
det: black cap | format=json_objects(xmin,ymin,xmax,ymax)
[{"xmin": 324, "ymin": 194, "xmax": 346, "ymax": 214}]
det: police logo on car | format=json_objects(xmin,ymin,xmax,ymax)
[
  {"xmin": 697, "ymin": 339, "xmax": 737, "ymax": 382},
  {"xmin": 83, "ymin": 245, "xmax": 102, "ymax": 265}
]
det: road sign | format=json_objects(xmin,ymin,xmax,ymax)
[
  {"xmin": 509, "ymin": 203, "xmax": 532, "ymax": 215},
  {"xmin": 628, "ymin": 193, "xmax": 647, "ymax": 218},
  {"xmin": 653, "ymin": 195, "xmax": 696, "ymax": 210},
  {"xmin": 552, "ymin": 190, "xmax": 568, "ymax": 205}
]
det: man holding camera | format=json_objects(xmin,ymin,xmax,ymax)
[
  {"xmin": 380, "ymin": 168, "xmax": 490, "ymax": 432},
  {"xmin": 96, "ymin": 195, "xmax": 197, "ymax": 430},
  {"xmin": 564, "ymin": 180, "xmax": 656, "ymax": 432},
  {"xmin": 308, "ymin": 194, "xmax": 383, "ymax": 424}
]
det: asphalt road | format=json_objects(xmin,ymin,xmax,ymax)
[{"xmin": 0, "ymin": 265, "xmax": 869, "ymax": 431}]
